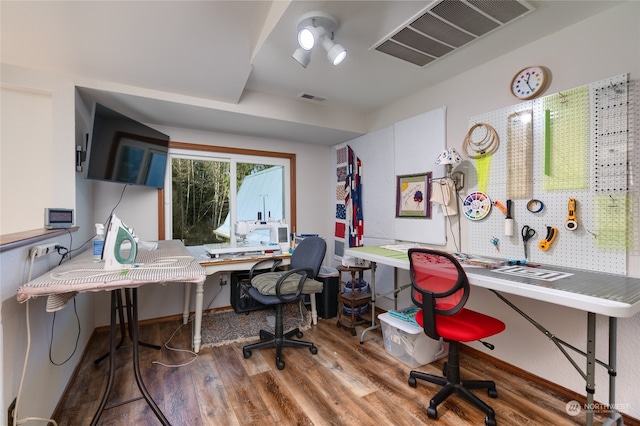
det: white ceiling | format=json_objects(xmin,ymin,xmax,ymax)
[{"xmin": 1, "ymin": 1, "xmax": 621, "ymax": 145}]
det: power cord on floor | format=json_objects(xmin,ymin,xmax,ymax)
[
  {"xmin": 151, "ymin": 281, "xmax": 224, "ymax": 368},
  {"xmin": 151, "ymin": 318, "xmax": 198, "ymax": 368}
]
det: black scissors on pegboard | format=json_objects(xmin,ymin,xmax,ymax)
[{"xmin": 521, "ymin": 225, "xmax": 536, "ymax": 260}]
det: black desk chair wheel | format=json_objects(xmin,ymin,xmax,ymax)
[
  {"xmin": 242, "ymin": 236, "xmax": 326, "ymax": 370},
  {"xmin": 407, "ymin": 248, "xmax": 506, "ymax": 426}
]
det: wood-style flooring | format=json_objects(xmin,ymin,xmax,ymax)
[{"xmin": 53, "ymin": 309, "xmax": 633, "ymax": 425}]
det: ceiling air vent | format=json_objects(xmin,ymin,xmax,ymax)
[
  {"xmin": 374, "ymin": 0, "xmax": 533, "ymax": 67},
  {"xmin": 298, "ymin": 93, "xmax": 326, "ymax": 102}
]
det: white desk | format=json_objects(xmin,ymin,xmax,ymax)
[
  {"xmin": 344, "ymin": 245, "xmax": 640, "ymax": 426},
  {"xmin": 185, "ymin": 246, "xmax": 318, "ymax": 353}
]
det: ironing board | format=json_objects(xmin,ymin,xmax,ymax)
[{"xmin": 16, "ymin": 239, "xmax": 206, "ymax": 425}]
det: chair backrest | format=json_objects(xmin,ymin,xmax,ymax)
[
  {"xmin": 408, "ymin": 248, "xmax": 470, "ymax": 339},
  {"xmin": 290, "ymin": 236, "xmax": 326, "ymax": 279}
]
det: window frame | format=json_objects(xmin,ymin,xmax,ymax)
[{"xmin": 157, "ymin": 141, "xmax": 296, "ymax": 242}]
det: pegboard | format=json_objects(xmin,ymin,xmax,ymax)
[
  {"xmin": 628, "ymin": 79, "xmax": 640, "ymax": 255},
  {"xmin": 465, "ymin": 74, "xmax": 636, "ymax": 275}
]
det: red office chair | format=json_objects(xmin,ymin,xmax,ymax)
[{"xmin": 407, "ymin": 249, "xmax": 505, "ymax": 426}]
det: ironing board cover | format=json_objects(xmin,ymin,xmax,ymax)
[{"xmin": 16, "ymin": 240, "xmax": 206, "ymax": 306}]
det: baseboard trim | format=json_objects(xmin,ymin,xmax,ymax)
[
  {"xmin": 461, "ymin": 344, "xmax": 640, "ymax": 426},
  {"xmin": 92, "ymin": 306, "xmax": 232, "ymax": 334}
]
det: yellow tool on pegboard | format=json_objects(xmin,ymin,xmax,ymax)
[
  {"xmin": 565, "ymin": 198, "xmax": 578, "ymax": 231},
  {"xmin": 538, "ymin": 226, "xmax": 558, "ymax": 251}
]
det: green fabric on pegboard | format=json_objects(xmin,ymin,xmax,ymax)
[
  {"xmin": 595, "ymin": 195, "xmax": 628, "ymax": 250},
  {"xmin": 476, "ymin": 155, "xmax": 491, "ymax": 194},
  {"xmin": 542, "ymin": 86, "xmax": 589, "ymax": 190}
]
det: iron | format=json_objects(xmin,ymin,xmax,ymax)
[{"xmin": 103, "ymin": 214, "xmax": 137, "ymax": 270}]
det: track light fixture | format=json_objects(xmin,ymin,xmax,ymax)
[
  {"xmin": 292, "ymin": 11, "xmax": 346, "ymax": 68},
  {"xmin": 292, "ymin": 48, "xmax": 311, "ymax": 68}
]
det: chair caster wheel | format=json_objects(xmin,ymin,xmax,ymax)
[
  {"xmin": 488, "ymin": 389, "xmax": 498, "ymax": 398},
  {"xmin": 408, "ymin": 377, "xmax": 417, "ymax": 387},
  {"xmin": 442, "ymin": 361, "xmax": 448, "ymax": 376},
  {"xmin": 485, "ymin": 416, "xmax": 497, "ymax": 426},
  {"xmin": 427, "ymin": 407, "xmax": 438, "ymax": 419},
  {"xmin": 310, "ymin": 345, "xmax": 318, "ymax": 355},
  {"xmin": 276, "ymin": 359, "xmax": 285, "ymax": 370},
  {"xmin": 243, "ymin": 349, "xmax": 252, "ymax": 359},
  {"xmin": 296, "ymin": 331, "xmax": 303, "ymax": 339}
]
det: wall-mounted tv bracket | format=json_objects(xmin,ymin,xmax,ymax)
[{"xmin": 76, "ymin": 134, "xmax": 87, "ymax": 172}]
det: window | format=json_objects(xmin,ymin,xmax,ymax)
[{"xmin": 163, "ymin": 143, "xmax": 295, "ymax": 247}]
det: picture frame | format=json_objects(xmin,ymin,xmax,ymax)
[{"xmin": 396, "ymin": 172, "xmax": 432, "ymax": 218}]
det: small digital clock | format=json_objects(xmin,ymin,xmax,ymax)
[{"xmin": 45, "ymin": 208, "xmax": 74, "ymax": 229}]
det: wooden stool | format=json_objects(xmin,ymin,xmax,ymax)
[{"xmin": 336, "ymin": 265, "xmax": 371, "ymax": 336}]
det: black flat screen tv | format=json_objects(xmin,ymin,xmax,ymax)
[{"xmin": 85, "ymin": 102, "xmax": 170, "ymax": 188}]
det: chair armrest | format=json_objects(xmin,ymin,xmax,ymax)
[
  {"xmin": 413, "ymin": 287, "xmax": 440, "ymax": 340},
  {"xmin": 248, "ymin": 258, "xmax": 283, "ymax": 279},
  {"xmin": 274, "ymin": 267, "xmax": 313, "ymax": 303}
]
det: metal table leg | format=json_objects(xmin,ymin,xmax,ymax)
[
  {"xmin": 492, "ymin": 291, "xmax": 625, "ymax": 426},
  {"xmin": 603, "ymin": 317, "xmax": 624, "ymax": 426},
  {"xmin": 91, "ymin": 289, "xmax": 170, "ymax": 425},
  {"xmin": 94, "ymin": 289, "xmax": 161, "ymax": 365},
  {"xmin": 359, "ymin": 262, "xmax": 379, "ymax": 343},
  {"xmin": 585, "ymin": 312, "xmax": 596, "ymax": 426},
  {"xmin": 359, "ymin": 262, "xmax": 411, "ymax": 344}
]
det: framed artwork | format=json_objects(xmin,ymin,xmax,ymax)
[{"xmin": 396, "ymin": 172, "xmax": 432, "ymax": 218}]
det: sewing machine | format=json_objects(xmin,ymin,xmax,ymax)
[{"xmin": 204, "ymin": 220, "xmax": 290, "ymax": 258}]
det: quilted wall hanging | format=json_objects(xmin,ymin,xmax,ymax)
[{"xmin": 335, "ymin": 145, "xmax": 364, "ymax": 257}]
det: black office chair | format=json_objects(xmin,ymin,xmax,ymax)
[
  {"xmin": 407, "ymin": 248, "xmax": 506, "ymax": 426},
  {"xmin": 242, "ymin": 236, "xmax": 326, "ymax": 370}
]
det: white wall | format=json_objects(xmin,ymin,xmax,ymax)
[
  {"xmin": 363, "ymin": 1, "xmax": 640, "ymax": 419},
  {"xmin": 0, "ymin": 65, "xmax": 76, "ymax": 233},
  {"xmin": 0, "ymin": 65, "xmax": 95, "ymax": 424},
  {"xmin": 0, "ymin": 86, "xmax": 54, "ymax": 234}
]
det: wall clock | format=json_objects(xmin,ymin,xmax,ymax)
[{"xmin": 510, "ymin": 66, "xmax": 549, "ymax": 100}]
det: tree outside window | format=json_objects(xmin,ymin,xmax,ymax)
[{"xmin": 166, "ymin": 144, "xmax": 293, "ymax": 247}]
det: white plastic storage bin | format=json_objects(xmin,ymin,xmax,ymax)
[{"xmin": 378, "ymin": 312, "xmax": 446, "ymax": 368}]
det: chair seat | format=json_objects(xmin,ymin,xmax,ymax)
[
  {"xmin": 416, "ymin": 308, "xmax": 505, "ymax": 342},
  {"xmin": 247, "ymin": 286, "xmax": 304, "ymax": 305},
  {"xmin": 251, "ymin": 271, "xmax": 324, "ymax": 295}
]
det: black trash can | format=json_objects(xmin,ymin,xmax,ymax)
[{"xmin": 316, "ymin": 266, "xmax": 339, "ymax": 319}]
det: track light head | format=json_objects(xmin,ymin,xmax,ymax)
[
  {"xmin": 297, "ymin": 25, "xmax": 325, "ymax": 51},
  {"xmin": 322, "ymin": 38, "xmax": 347, "ymax": 66},
  {"xmin": 293, "ymin": 11, "xmax": 346, "ymax": 68},
  {"xmin": 292, "ymin": 48, "xmax": 311, "ymax": 68}
]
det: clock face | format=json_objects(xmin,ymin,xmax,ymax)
[{"xmin": 511, "ymin": 66, "xmax": 548, "ymax": 100}]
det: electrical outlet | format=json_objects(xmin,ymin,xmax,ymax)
[
  {"xmin": 31, "ymin": 242, "xmax": 59, "ymax": 258},
  {"xmin": 8, "ymin": 397, "xmax": 16, "ymax": 426},
  {"xmin": 219, "ymin": 274, "xmax": 228, "ymax": 286}
]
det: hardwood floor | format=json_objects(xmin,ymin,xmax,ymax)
[{"xmin": 54, "ymin": 310, "xmax": 630, "ymax": 425}]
